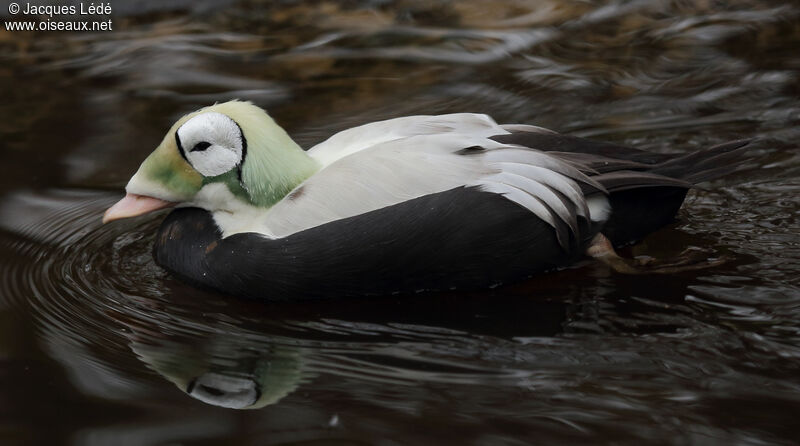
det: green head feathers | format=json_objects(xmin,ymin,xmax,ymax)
[{"xmin": 125, "ymin": 100, "xmax": 319, "ymax": 209}]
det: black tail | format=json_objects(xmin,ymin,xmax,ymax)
[
  {"xmin": 650, "ymin": 139, "xmax": 753, "ymax": 184},
  {"xmin": 597, "ymin": 139, "xmax": 754, "ymax": 246},
  {"xmin": 493, "ymin": 130, "xmax": 756, "ymax": 246}
]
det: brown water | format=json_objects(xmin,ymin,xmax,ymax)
[{"xmin": 1, "ymin": 1, "xmax": 799, "ymax": 444}]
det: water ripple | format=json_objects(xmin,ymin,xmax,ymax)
[{"xmin": 1, "ymin": 0, "xmax": 799, "ymax": 442}]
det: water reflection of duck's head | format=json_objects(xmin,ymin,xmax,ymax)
[
  {"xmin": 130, "ymin": 337, "xmax": 302, "ymax": 410},
  {"xmin": 116, "ymin": 287, "xmax": 307, "ymax": 410}
]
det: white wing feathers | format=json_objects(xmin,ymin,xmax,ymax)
[
  {"xmin": 260, "ymin": 114, "xmax": 609, "ymax": 247},
  {"xmin": 307, "ymin": 113, "xmax": 508, "ymax": 166}
]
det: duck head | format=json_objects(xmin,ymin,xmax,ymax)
[{"xmin": 103, "ymin": 100, "xmax": 319, "ymax": 223}]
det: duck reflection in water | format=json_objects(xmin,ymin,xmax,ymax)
[
  {"xmin": 112, "ymin": 275, "xmax": 578, "ymax": 409},
  {"xmin": 110, "ymin": 239, "xmax": 729, "ymax": 411},
  {"xmin": 125, "ymin": 324, "xmax": 304, "ymax": 409}
]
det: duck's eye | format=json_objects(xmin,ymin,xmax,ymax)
[
  {"xmin": 175, "ymin": 111, "xmax": 246, "ymax": 177},
  {"xmin": 191, "ymin": 141, "xmax": 211, "ymax": 152}
]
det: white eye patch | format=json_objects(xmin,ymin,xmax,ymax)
[{"xmin": 176, "ymin": 112, "xmax": 245, "ymax": 177}]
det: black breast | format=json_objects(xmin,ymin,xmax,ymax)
[{"xmin": 153, "ymin": 186, "xmax": 596, "ymax": 301}]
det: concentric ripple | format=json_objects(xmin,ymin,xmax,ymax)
[
  {"xmin": 0, "ymin": 188, "xmax": 558, "ymax": 406},
  {"xmin": 1, "ymin": 0, "xmax": 799, "ymax": 442}
]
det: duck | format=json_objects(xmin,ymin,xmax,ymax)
[{"xmin": 103, "ymin": 100, "xmax": 751, "ymax": 301}]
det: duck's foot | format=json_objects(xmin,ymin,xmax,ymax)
[{"xmin": 586, "ymin": 233, "xmax": 728, "ymax": 274}]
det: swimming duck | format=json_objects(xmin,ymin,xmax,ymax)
[{"xmin": 104, "ymin": 101, "xmax": 750, "ymax": 301}]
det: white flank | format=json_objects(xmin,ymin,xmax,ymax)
[{"xmin": 586, "ymin": 195, "xmax": 611, "ymax": 222}]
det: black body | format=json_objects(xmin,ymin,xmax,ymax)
[
  {"xmin": 153, "ymin": 133, "xmax": 752, "ymax": 301},
  {"xmin": 155, "ymin": 187, "xmax": 592, "ymax": 301}
]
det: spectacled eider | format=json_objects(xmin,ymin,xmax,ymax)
[{"xmin": 104, "ymin": 101, "xmax": 751, "ymax": 301}]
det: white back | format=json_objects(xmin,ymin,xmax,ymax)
[{"xmin": 207, "ymin": 113, "xmax": 609, "ymax": 246}]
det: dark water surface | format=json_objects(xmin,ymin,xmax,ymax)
[{"xmin": 2, "ymin": 1, "xmax": 799, "ymax": 444}]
